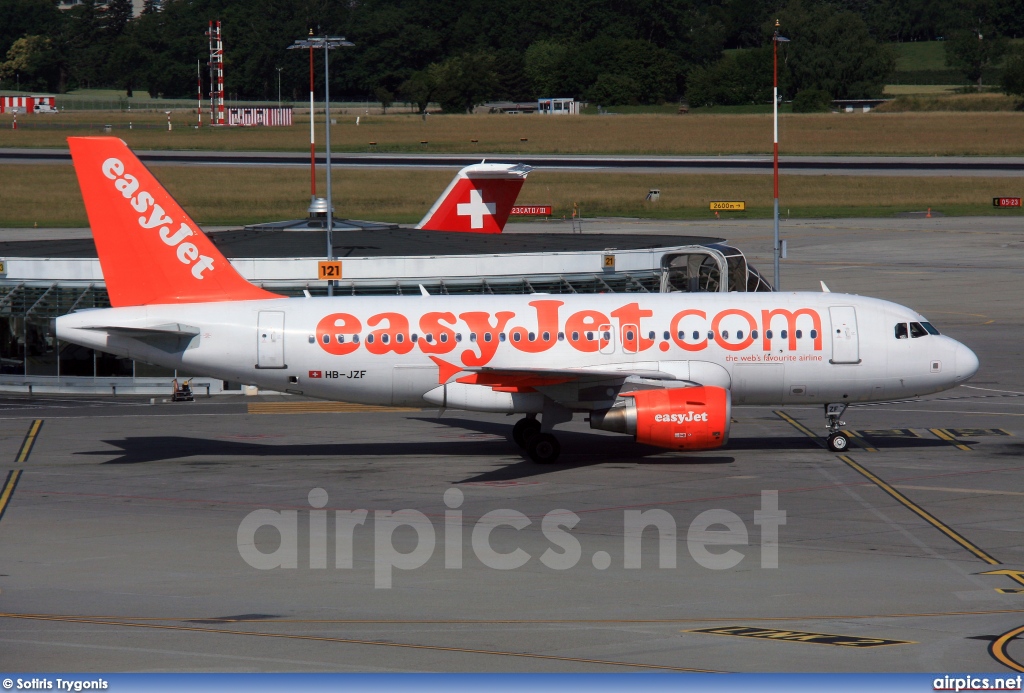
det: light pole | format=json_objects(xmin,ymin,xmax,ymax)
[
  {"xmin": 276, "ymin": 67, "xmax": 283, "ymax": 107},
  {"xmin": 773, "ymin": 20, "xmax": 790, "ymax": 291},
  {"xmin": 288, "ymin": 34, "xmax": 354, "ymax": 297}
]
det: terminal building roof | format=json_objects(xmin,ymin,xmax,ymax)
[{"xmin": 0, "ymin": 227, "xmax": 725, "ymax": 260}]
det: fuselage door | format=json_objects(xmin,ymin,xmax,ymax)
[
  {"xmin": 257, "ymin": 311, "xmax": 286, "ymax": 369},
  {"xmin": 828, "ymin": 306, "xmax": 860, "ymax": 364}
]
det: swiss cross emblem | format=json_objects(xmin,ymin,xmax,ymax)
[
  {"xmin": 456, "ymin": 188, "xmax": 496, "ymax": 229},
  {"xmin": 308, "ymin": 370, "xmax": 322, "ymax": 378}
]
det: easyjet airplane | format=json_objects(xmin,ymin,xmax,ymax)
[{"xmin": 56, "ymin": 137, "xmax": 979, "ymax": 463}]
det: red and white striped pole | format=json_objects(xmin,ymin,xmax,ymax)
[
  {"xmin": 196, "ymin": 60, "xmax": 202, "ymax": 127},
  {"xmin": 216, "ymin": 21, "xmax": 225, "ymax": 125}
]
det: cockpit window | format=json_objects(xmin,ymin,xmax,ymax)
[
  {"xmin": 910, "ymin": 322, "xmax": 928, "ymax": 338},
  {"xmin": 895, "ymin": 323, "xmax": 908, "ymax": 339},
  {"xmin": 921, "ymin": 321, "xmax": 940, "ymax": 335}
]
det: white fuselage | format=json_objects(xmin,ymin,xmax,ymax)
[{"xmin": 56, "ymin": 292, "xmax": 978, "ymax": 410}]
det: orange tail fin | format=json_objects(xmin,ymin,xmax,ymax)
[{"xmin": 67, "ymin": 136, "xmax": 280, "ymax": 307}]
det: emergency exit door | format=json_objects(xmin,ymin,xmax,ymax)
[
  {"xmin": 829, "ymin": 306, "xmax": 860, "ymax": 364},
  {"xmin": 257, "ymin": 311, "xmax": 286, "ymax": 368}
]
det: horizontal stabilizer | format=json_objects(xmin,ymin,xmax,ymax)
[{"xmin": 83, "ymin": 323, "xmax": 201, "ymax": 353}]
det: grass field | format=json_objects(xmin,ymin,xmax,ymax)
[
  {"xmin": 875, "ymin": 92, "xmax": 1019, "ymax": 111},
  {"xmin": 4, "ymin": 110, "xmax": 1024, "ymax": 155},
  {"xmin": 2, "ymin": 163, "xmax": 1020, "ymax": 227}
]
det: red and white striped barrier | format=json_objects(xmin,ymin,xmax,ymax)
[{"xmin": 1, "ymin": 95, "xmax": 56, "ymax": 114}]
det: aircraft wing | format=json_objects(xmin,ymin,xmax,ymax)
[{"xmin": 428, "ymin": 356, "xmax": 712, "ymax": 410}]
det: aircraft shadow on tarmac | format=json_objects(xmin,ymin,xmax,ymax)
[{"xmin": 79, "ymin": 415, "xmax": 952, "ymax": 472}]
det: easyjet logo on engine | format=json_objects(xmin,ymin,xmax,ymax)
[
  {"xmin": 101, "ymin": 157, "xmax": 215, "ymax": 279},
  {"xmin": 315, "ymin": 301, "xmax": 823, "ymax": 368},
  {"xmin": 654, "ymin": 412, "xmax": 708, "ymax": 423}
]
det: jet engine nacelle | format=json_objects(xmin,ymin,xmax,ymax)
[{"xmin": 589, "ymin": 385, "xmax": 731, "ymax": 451}]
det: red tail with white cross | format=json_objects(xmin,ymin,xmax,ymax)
[{"xmin": 415, "ymin": 163, "xmax": 530, "ymax": 234}]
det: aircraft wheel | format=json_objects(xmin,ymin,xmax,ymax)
[
  {"xmin": 512, "ymin": 417, "xmax": 541, "ymax": 448},
  {"xmin": 827, "ymin": 432, "xmax": 849, "ymax": 452},
  {"xmin": 527, "ymin": 433, "xmax": 561, "ymax": 464}
]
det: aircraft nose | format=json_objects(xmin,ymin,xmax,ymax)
[{"xmin": 954, "ymin": 341, "xmax": 979, "ymax": 382}]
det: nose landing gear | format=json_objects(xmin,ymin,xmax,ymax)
[{"xmin": 825, "ymin": 403, "xmax": 850, "ymax": 452}]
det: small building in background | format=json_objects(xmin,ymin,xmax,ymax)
[{"xmin": 538, "ymin": 98, "xmax": 579, "ymax": 115}]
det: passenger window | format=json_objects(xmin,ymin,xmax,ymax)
[
  {"xmin": 707, "ymin": 330, "xmax": 715, "ymax": 341},
  {"xmin": 572, "ymin": 331, "xmax": 580, "ymax": 341},
  {"xmin": 910, "ymin": 322, "xmax": 928, "ymax": 338},
  {"xmin": 455, "ymin": 333, "xmax": 462, "ymax": 342},
  {"xmin": 895, "ymin": 323, "xmax": 908, "ymax": 339},
  {"xmin": 528, "ymin": 332, "xmax": 536, "ymax": 341},
  {"xmin": 484, "ymin": 333, "xmax": 492, "ymax": 342},
  {"xmin": 367, "ymin": 334, "xmax": 375, "ymax": 344},
  {"xmin": 381, "ymin": 334, "xmax": 389, "ymax": 344},
  {"xmin": 922, "ymin": 321, "xmax": 940, "ymax": 335},
  {"xmin": 736, "ymin": 330, "xmax": 743, "ymax": 340},
  {"xmin": 586, "ymin": 331, "xmax": 594, "ymax": 341},
  {"xmin": 335, "ymin": 334, "xmax": 345, "ymax": 343},
  {"xmin": 692, "ymin": 331, "xmax": 699, "ymax": 340},
  {"xmin": 626, "ymin": 330, "xmax": 634, "ymax": 341},
  {"xmin": 352, "ymin": 334, "xmax": 360, "ymax": 343},
  {"xmin": 470, "ymin": 333, "xmax": 477, "ymax": 342},
  {"xmin": 810, "ymin": 329, "xmax": 817, "ymax": 339},
  {"xmin": 781, "ymin": 330, "xmax": 788, "ymax": 339},
  {"xmin": 722, "ymin": 330, "xmax": 729, "ymax": 339},
  {"xmin": 796, "ymin": 330, "xmax": 802, "ymax": 339},
  {"xmin": 766, "ymin": 330, "xmax": 773, "ymax": 339},
  {"xmin": 751, "ymin": 330, "xmax": 758, "ymax": 339},
  {"xmin": 664, "ymin": 331, "xmax": 671, "ymax": 340},
  {"xmin": 322, "ymin": 334, "xmax": 330, "ymax": 344},
  {"xmin": 411, "ymin": 334, "xmax": 418, "ymax": 343},
  {"xmin": 499, "ymin": 333, "xmax": 506, "ymax": 342},
  {"xmin": 558, "ymin": 332, "xmax": 565, "ymax": 341},
  {"xmin": 542, "ymin": 332, "xmax": 550, "ymax": 341},
  {"xmin": 648, "ymin": 331, "xmax": 655, "ymax": 340}
]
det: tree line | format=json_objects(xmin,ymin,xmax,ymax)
[{"xmin": 2, "ymin": 0, "xmax": 1024, "ymax": 111}]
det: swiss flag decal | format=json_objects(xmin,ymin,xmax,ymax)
[{"xmin": 308, "ymin": 370, "xmax": 322, "ymax": 379}]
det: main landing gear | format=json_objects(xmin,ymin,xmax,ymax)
[
  {"xmin": 824, "ymin": 402, "xmax": 850, "ymax": 452},
  {"xmin": 511, "ymin": 415, "xmax": 561, "ymax": 464}
]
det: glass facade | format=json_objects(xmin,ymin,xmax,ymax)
[{"xmin": 0, "ymin": 284, "xmax": 172, "ymax": 380}]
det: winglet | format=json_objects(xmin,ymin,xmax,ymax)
[
  {"xmin": 67, "ymin": 136, "xmax": 281, "ymax": 307},
  {"xmin": 415, "ymin": 163, "xmax": 530, "ymax": 234},
  {"xmin": 820, "ymin": 281, "xmax": 831, "ymax": 293}
]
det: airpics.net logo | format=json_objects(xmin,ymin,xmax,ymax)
[{"xmin": 236, "ymin": 489, "xmax": 786, "ymax": 588}]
